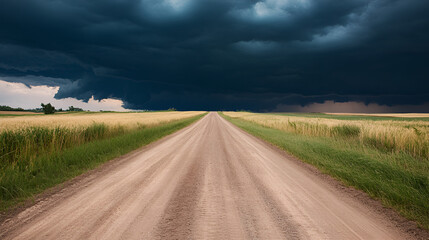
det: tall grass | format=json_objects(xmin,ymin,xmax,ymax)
[
  {"xmin": 0, "ymin": 111, "xmax": 204, "ymax": 170},
  {"xmin": 224, "ymin": 112, "xmax": 429, "ymax": 160},
  {"xmin": 332, "ymin": 125, "xmax": 361, "ymax": 138},
  {"xmin": 0, "ymin": 124, "xmax": 127, "ymax": 169}
]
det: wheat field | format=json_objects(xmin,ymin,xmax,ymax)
[
  {"xmin": 0, "ymin": 111, "xmax": 204, "ymax": 168},
  {"xmin": 0, "ymin": 111, "xmax": 204, "ymax": 131},
  {"xmin": 223, "ymin": 112, "xmax": 429, "ymax": 160}
]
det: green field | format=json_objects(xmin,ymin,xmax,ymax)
[{"xmin": 221, "ymin": 112, "xmax": 429, "ymax": 229}]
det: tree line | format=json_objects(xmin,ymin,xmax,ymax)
[{"xmin": 0, "ymin": 104, "xmax": 84, "ymax": 114}]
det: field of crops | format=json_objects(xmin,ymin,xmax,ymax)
[
  {"xmin": 0, "ymin": 111, "xmax": 203, "ymax": 130},
  {"xmin": 224, "ymin": 112, "xmax": 429, "ymax": 161},
  {"xmin": 0, "ymin": 111, "xmax": 204, "ymax": 169}
]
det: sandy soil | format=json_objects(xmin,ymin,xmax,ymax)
[{"xmin": 0, "ymin": 113, "xmax": 424, "ymax": 239}]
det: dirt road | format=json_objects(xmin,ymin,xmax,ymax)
[{"xmin": 0, "ymin": 113, "xmax": 415, "ymax": 239}]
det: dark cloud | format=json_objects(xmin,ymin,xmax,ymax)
[
  {"xmin": 0, "ymin": 0, "xmax": 428, "ymax": 110},
  {"xmin": 273, "ymin": 101, "xmax": 429, "ymax": 113}
]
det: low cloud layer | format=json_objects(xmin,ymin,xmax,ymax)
[
  {"xmin": 0, "ymin": 0, "xmax": 428, "ymax": 111},
  {"xmin": 0, "ymin": 80, "xmax": 127, "ymax": 111},
  {"xmin": 274, "ymin": 101, "xmax": 429, "ymax": 113}
]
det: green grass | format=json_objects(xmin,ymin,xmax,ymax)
[
  {"xmin": 272, "ymin": 112, "xmax": 429, "ymax": 122},
  {"xmin": 332, "ymin": 124, "xmax": 361, "ymax": 138},
  {"xmin": 220, "ymin": 113, "xmax": 429, "ymax": 229},
  {"xmin": 0, "ymin": 113, "xmax": 205, "ymax": 211}
]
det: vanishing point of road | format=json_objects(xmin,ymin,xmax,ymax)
[{"xmin": 0, "ymin": 113, "xmax": 414, "ymax": 239}]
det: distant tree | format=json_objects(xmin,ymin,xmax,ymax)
[
  {"xmin": 41, "ymin": 103, "xmax": 55, "ymax": 114},
  {"xmin": 167, "ymin": 107, "xmax": 177, "ymax": 111},
  {"xmin": 0, "ymin": 105, "xmax": 13, "ymax": 111},
  {"xmin": 68, "ymin": 106, "xmax": 84, "ymax": 112}
]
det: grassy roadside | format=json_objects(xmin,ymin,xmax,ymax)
[
  {"xmin": 0, "ymin": 113, "xmax": 206, "ymax": 212},
  {"xmin": 220, "ymin": 112, "xmax": 429, "ymax": 229}
]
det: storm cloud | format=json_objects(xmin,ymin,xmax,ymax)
[{"xmin": 0, "ymin": 0, "xmax": 428, "ymax": 111}]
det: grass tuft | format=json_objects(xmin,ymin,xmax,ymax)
[{"xmin": 332, "ymin": 125, "xmax": 361, "ymax": 138}]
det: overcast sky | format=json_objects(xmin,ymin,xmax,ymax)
[{"xmin": 0, "ymin": 0, "xmax": 428, "ymax": 111}]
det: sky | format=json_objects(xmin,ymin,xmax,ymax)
[
  {"xmin": 0, "ymin": 0, "xmax": 428, "ymax": 112},
  {"xmin": 0, "ymin": 80, "xmax": 127, "ymax": 111}
]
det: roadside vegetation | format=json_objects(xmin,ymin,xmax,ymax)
[
  {"xmin": 225, "ymin": 112, "xmax": 429, "ymax": 160},
  {"xmin": 221, "ymin": 112, "xmax": 429, "ymax": 229},
  {"xmin": 0, "ymin": 112, "xmax": 205, "ymax": 211}
]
